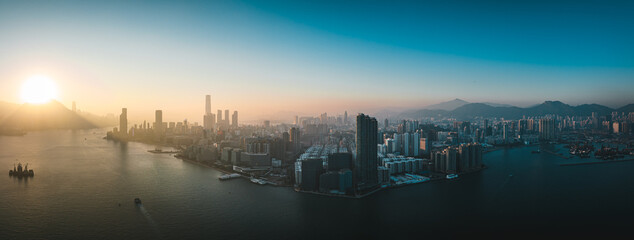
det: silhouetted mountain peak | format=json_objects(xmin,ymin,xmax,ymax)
[
  {"xmin": 0, "ymin": 100, "xmax": 97, "ymax": 130},
  {"xmin": 540, "ymin": 100, "xmax": 567, "ymax": 106},
  {"xmin": 423, "ymin": 98, "xmax": 470, "ymax": 111}
]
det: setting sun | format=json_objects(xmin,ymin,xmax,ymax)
[{"xmin": 20, "ymin": 75, "xmax": 59, "ymax": 104}]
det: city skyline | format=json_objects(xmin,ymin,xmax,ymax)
[
  {"xmin": 1, "ymin": 0, "xmax": 633, "ymax": 123},
  {"xmin": 3, "ymin": 1, "xmax": 634, "ymax": 238}
]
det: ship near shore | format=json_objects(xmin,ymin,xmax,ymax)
[
  {"xmin": 9, "ymin": 162, "xmax": 34, "ymax": 178},
  {"xmin": 218, "ymin": 173, "xmax": 241, "ymax": 180}
]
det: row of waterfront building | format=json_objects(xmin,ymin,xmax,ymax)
[
  {"xmin": 292, "ymin": 114, "xmax": 485, "ymax": 197},
  {"xmin": 293, "ymin": 142, "xmax": 484, "ymax": 196}
]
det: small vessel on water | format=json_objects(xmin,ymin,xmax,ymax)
[
  {"xmin": 134, "ymin": 198, "xmax": 142, "ymax": 204},
  {"xmin": 446, "ymin": 174, "xmax": 459, "ymax": 180},
  {"xmin": 250, "ymin": 177, "xmax": 267, "ymax": 185},
  {"xmin": 9, "ymin": 162, "xmax": 34, "ymax": 178},
  {"xmin": 218, "ymin": 173, "xmax": 241, "ymax": 180},
  {"xmin": 531, "ymin": 148, "xmax": 541, "ymax": 154},
  {"xmin": 147, "ymin": 148, "xmax": 179, "ymax": 154}
]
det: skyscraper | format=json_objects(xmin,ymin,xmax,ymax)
[
  {"xmin": 217, "ymin": 110, "xmax": 222, "ymax": 126},
  {"xmin": 393, "ymin": 133, "xmax": 401, "ymax": 153},
  {"xmin": 232, "ymin": 111, "xmax": 238, "ymax": 127},
  {"xmin": 204, "ymin": 114, "xmax": 216, "ymax": 131},
  {"xmin": 155, "ymin": 110, "xmax": 163, "ymax": 132},
  {"xmin": 539, "ymin": 118, "xmax": 555, "ymax": 140},
  {"xmin": 203, "ymin": 95, "xmax": 215, "ymax": 131},
  {"xmin": 300, "ymin": 158, "xmax": 324, "ymax": 191},
  {"xmin": 384, "ymin": 118, "xmax": 388, "ymax": 129},
  {"xmin": 355, "ymin": 113, "xmax": 378, "ymax": 192},
  {"xmin": 344, "ymin": 111, "xmax": 348, "ymax": 125},
  {"xmin": 290, "ymin": 127, "xmax": 301, "ymax": 152},
  {"xmin": 224, "ymin": 109, "xmax": 229, "ymax": 125},
  {"xmin": 320, "ymin": 113, "xmax": 327, "ymax": 124},
  {"xmin": 205, "ymin": 95, "xmax": 211, "ymax": 115},
  {"xmin": 413, "ymin": 132, "xmax": 420, "ymax": 156},
  {"xmin": 419, "ymin": 138, "xmax": 430, "ymax": 155},
  {"xmin": 403, "ymin": 132, "xmax": 411, "ymax": 156},
  {"xmin": 119, "ymin": 108, "xmax": 127, "ymax": 136}
]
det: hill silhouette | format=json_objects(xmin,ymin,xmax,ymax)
[
  {"xmin": 400, "ymin": 100, "xmax": 633, "ymax": 120},
  {"xmin": 0, "ymin": 100, "xmax": 98, "ymax": 131}
]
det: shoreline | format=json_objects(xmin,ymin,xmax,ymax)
[
  {"xmin": 131, "ymin": 136, "xmax": 490, "ymax": 199},
  {"xmin": 296, "ymin": 166, "xmax": 487, "ymax": 199},
  {"xmin": 560, "ymin": 158, "xmax": 634, "ymax": 166},
  {"xmin": 173, "ymin": 155, "xmax": 234, "ymax": 174},
  {"xmin": 174, "ymin": 155, "xmax": 293, "ymax": 187},
  {"xmin": 172, "ymin": 150, "xmax": 487, "ymax": 199}
]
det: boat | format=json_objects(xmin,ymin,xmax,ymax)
[
  {"xmin": 9, "ymin": 163, "xmax": 34, "ymax": 178},
  {"xmin": 218, "ymin": 173, "xmax": 241, "ymax": 180},
  {"xmin": 250, "ymin": 177, "xmax": 267, "ymax": 185},
  {"xmin": 134, "ymin": 198, "xmax": 142, "ymax": 204},
  {"xmin": 531, "ymin": 149, "xmax": 541, "ymax": 154},
  {"xmin": 446, "ymin": 174, "xmax": 458, "ymax": 180},
  {"xmin": 147, "ymin": 148, "xmax": 179, "ymax": 154}
]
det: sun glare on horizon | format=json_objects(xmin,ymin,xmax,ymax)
[{"xmin": 20, "ymin": 75, "xmax": 59, "ymax": 104}]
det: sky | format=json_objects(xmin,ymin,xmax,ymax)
[{"xmin": 1, "ymin": 0, "xmax": 633, "ymax": 123}]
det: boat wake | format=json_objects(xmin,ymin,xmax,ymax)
[{"xmin": 137, "ymin": 204, "xmax": 163, "ymax": 239}]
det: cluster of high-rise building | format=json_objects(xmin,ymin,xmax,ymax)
[
  {"xmin": 382, "ymin": 131, "xmax": 429, "ymax": 157},
  {"xmin": 380, "ymin": 154, "xmax": 430, "ymax": 175},
  {"xmin": 294, "ymin": 145, "xmax": 355, "ymax": 194},
  {"xmin": 291, "ymin": 113, "xmax": 489, "ymax": 196},
  {"xmin": 379, "ymin": 119, "xmax": 434, "ymax": 158},
  {"xmin": 448, "ymin": 111, "xmax": 634, "ymax": 146},
  {"xmin": 431, "ymin": 143, "xmax": 483, "ymax": 174},
  {"xmin": 538, "ymin": 118, "xmax": 556, "ymax": 140},
  {"xmin": 294, "ymin": 114, "xmax": 402, "ymax": 196},
  {"xmin": 106, "ymin": 93, "xmax": 634, "ymax": 200},
  {"xmin": 107, "ymin": 107, "xmax": 203, "ymax": 145},
  {"xmin": 203, "ymin": 94, "xmax": 238, "ymax": 132}
]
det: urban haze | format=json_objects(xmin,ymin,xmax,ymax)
[{"xmin": 1, "ymin": 0, "xmax": 634, "ymax": 239}]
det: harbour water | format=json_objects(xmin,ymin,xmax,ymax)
[{"xmin": 1, "ymin": 129, "xmax": 633, "ymax": 239}]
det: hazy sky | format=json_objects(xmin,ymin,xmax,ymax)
[{"xmin": 1, "ymin": 0, "xmax": 633, "ymax": 123}]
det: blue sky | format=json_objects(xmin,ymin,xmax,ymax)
[{"xmin": 0, "ymin": 0, "xmax": 633, "ymax": 122}]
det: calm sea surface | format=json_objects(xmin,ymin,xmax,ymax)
[{"xmin": 1, "ymin": 129, "xmax": 633, "ymax": 239}]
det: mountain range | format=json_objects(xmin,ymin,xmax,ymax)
[
  {"xmin": 0, "ymin": 101, "xmax": 115, "ymax": 131},
  {"xmin": 396, "ymin": 100, "xmax": 633, "ymax": 120}
]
